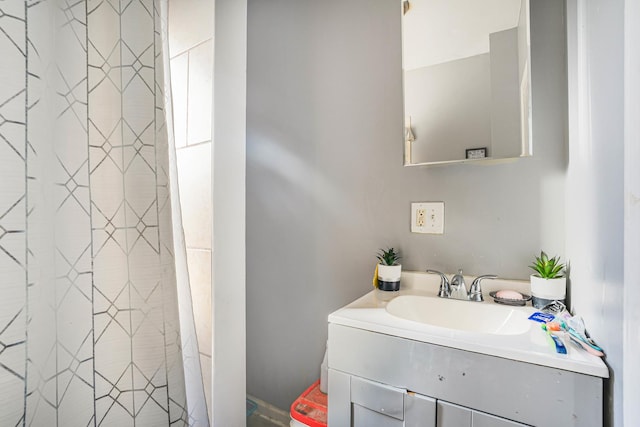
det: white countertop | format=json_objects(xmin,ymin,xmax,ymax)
[{"xmin": 328, "ymin": 271, "xmax": 609, "ymax": 378}]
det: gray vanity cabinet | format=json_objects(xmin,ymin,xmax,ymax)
[{"xmin": 328, "ymin": 323, "xmax": 603, "ymax": 426}]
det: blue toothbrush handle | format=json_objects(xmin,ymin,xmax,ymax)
[{"xmin": 549, "ymin": 333, "xmax": 567, "ymax": 354}]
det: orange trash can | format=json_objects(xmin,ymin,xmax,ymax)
[{"xmin": 290, "ymin": 380, "xmax": 327, "ymax": 427}]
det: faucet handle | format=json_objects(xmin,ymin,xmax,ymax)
[
  {"xmin": 426, "ymin": 269, "xmax": 450, "ymax": 298},
  {"xmin": 468, "ymin": 274, "xmax": 498, "ymax": 302}
]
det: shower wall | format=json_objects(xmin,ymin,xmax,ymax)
[
  {"xmin": 0, "ymin": 1, "xmax": 187, "ymax": 425},
  {"xmin": 168, "ymin": 0, "xmax": 215, "ymax": 421}
]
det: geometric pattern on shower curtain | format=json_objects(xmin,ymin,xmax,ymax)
[{"xmin": 0, "ymin": 0, "xmax": 189, "ymax": 425}]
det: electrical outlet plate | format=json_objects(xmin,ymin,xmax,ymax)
[{"xmin": 411, "ymin": 202, "xmax": 444, "ymax": 234}]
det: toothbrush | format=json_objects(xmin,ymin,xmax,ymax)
[
  {"xmin": 555, "ymin": 317, "xmax": 604, "ymax": 353},
  {"xmin": 568, "ymin": 334, "xmax": 605, "ymax": 357},
  {"xmin": 567, "ymin": 316, "xmax": 604, "ymax": 352},
  {"xmin": 566, "ymin": 328, "xmax": 604, "ymax": 353},
  {"xmin": 541, "ymin": 324, "xmax": 567, "ymax": 354}
]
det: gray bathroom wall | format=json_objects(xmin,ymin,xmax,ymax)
[{"xmin": 246, "ymin": 0, "xmax": 567, "ymax": 410}]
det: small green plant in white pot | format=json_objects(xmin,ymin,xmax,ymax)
[
  {"xmin": 529, "ymin": 251, "xmax": 566, "ymax": 309},
  {"xmin": 377, "ymin": 247, "xmax": 402, "ymax": 291}
]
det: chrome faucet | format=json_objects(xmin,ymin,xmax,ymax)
[
  {"xmin": 426, "ymin": 269, "xmax": 497, "ymax": 302},
  {"xmin": 450, "ymin": 269, "xmax": 467, "ymax": 298},
  {"xmin": 426, "ymin": 269, "xmax": 450, "ymax": 298},
  {"xmin": 468, "ymin": 274, "xmax": 498, "ymax": 302}
]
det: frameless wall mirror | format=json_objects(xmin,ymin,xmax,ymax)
[{"xmin": 402, "ymin": 0, "xmax": 532, "ymax": 166}]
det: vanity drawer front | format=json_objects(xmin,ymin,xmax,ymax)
[
  {"xmin": 437, "ymin": 400, "xmax": 472, "ymax": 427},
  {"xmin": 437, "ymin": 401, "xmax": 529, "ymax": 427},
  {"xmin": 351, "ymin": 376, "xmax": 404, "ymax": 420},
  {"xmin": 353, "ymin": 404, "xmax": 404, "ymax": 427}
]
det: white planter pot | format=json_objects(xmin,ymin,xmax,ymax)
[
  {"xmin": 377, "ymin": 264, "xmax": 401, "ymax": 291},
  {"xmin": 378, "ymin": 264, "xmax": 401, "ymax": 281},
  {"xmin": 530, "ymin": 275, "xmax": 566, "ymax": 308}
]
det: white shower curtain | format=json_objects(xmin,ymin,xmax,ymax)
[{"xmin": 0, "ymin": 0, "xmax": 205, "ymax": 425}]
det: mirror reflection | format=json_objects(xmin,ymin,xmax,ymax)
[{"xmin": 402, "ymin": 0, "xmax": 531, "ymax": 165}]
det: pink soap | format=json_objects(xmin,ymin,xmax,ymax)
[{"xmin": 495, "ymin": 290, "xmax": 524, "ymax": 300}]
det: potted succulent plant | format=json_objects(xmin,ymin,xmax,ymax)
[
  {"xmin": 529, "ymin": 251, "xmax": 566, "ymax": 309},
  {"xmin": 377, "ymin": 247, "xmax": 402, "ymax": 291}
]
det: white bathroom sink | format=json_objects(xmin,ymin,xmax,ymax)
[{"xmin": 385, "ymin": 295, "xmax": 531, "ymax": 335}]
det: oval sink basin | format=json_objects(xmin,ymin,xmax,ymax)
[{"xmin": 386, "ymin": 295, "xmax": 531, "ymax": 335}]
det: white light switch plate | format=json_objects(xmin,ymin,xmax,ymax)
[{"xmin": 411, "ymin": 202, "xmax": 444, "ymax": 234}]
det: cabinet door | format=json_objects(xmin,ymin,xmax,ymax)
[
  {"xmin": 405, "ymin": 392, "xmax": 436, "ymax": 427},
  {"xmin": 437, "ymin": 401, "xmax": 472, "ymax": 427},
  {"xmin": 328, "ymin": 369, "xmax": 351, "ymax": 426},
  {"xmin": 472, "ymin": 411, "xmax": 528, "ymax": 427}
]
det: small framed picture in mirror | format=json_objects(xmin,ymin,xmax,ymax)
[{"xmin": 465, "ymin": 147, "xmax": 487, "ymax": 160}]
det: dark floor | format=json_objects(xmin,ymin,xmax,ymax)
[{"xmin": 247, "ymin": 413, "xmax": 287, "ymax": 427}]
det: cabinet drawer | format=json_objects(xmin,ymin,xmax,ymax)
[
  {"xmin": 437, "ymin": 400, "xmax": 529, "ymax": 427},
  {"xmin": 351, "ymin": 376, "xmax": 404, "ymax": 420},
  {"xmin": 353, "ymin": 404, "xmax": 404, "ymax": 427}
]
